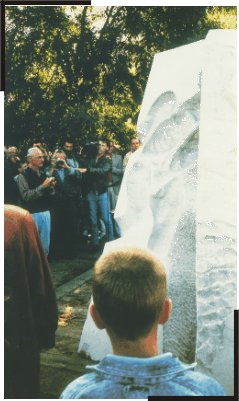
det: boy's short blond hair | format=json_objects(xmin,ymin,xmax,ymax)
[{"xmin": 92, "ymin": 247, "xmax": 166, "ymax": 342}]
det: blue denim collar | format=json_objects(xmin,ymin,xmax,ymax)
[{"xmin": 86, "ymin": 352, "xmax": 197, "ymax": 380}]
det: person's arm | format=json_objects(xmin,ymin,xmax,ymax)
[
  {"xmin": 67, "ymin": 165, "xmax": 82, "ymax": 178},
  {"xmin": 17, "ymin": 174, "xmax": 55, "ymax": 202},
  {"xmin": 17, "ymin": 173, "xmax": 45, "ymax": 202},
  {"xmin": 74, "ymin": 167, "xmax": 87, "ymax": 175},
  {"xmin": 89, "ymin": 157, "xmax": 112, "ymax": 175},
  {"xmin": 62, "ymin": 159, "xmax": 86, "ymax": 178}
]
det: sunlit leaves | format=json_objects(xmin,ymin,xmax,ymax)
[
  {"xmin": 5, "ymin": 6, "xmax": 237, "ymax": 151},
  {"xmin": 204, "ymin": 6, "xmax": 237, "ymax": 30}
]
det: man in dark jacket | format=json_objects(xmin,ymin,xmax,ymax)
[
  {"xmin": 84, "ymin": 138, "xmax": 114, "ymax": 253},
  {"xmin": 16, "ymin": 147, "xmax": 56, "ymax": 256},
  {"xmin": 45, "ymin": 149, "xmax": 86, "ymax": 259}
]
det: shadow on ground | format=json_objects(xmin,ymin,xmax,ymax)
[{"xmin": 39, "ymin": 249, "xmax": 99, "ymax": 399}]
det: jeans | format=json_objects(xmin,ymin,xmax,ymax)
[
  {"xmin": 87, "ymin": 191, "xmax": 114, "ymax": 246},
  {"xmin": 32, "ymin": 211, "xmax": 51, "ymax": 256},
  {"xmin": 107, "ymin": 186, "xmax": 121, "ymax": 237}
]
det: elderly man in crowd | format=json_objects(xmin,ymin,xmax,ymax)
[
  {"xmin": 45, "ymin": 149, "xmax": 86, "ymax": 259},
  {"xmin": 16, "ymin": 147, "xmax": 56, "ymax": 256},
  {"xmin": 122, "ymin": 136, "xmax": 140, "ymax": 172}
]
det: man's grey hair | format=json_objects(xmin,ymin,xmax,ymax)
[
  {"xmin": 8, "ymin": 146, "xmax": 18, "ymax": 153},
  {"xmin": 27, "ymin": 147, "xmax": 41, "ymax": 158}
]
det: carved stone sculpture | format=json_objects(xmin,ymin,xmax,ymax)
[{"xmin": 78, "ymin": 30, "xmax": 236, "ymax": 396}]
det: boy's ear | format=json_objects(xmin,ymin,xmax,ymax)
[
  {"xmin": 90, "ymin": 304, "xmax": 105, "ymax": 330},
  {"xmin": 158, "ymin": 299, "xmax": 172, "ymax": 325}
]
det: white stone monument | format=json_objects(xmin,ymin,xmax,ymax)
[
  {"xmin": 195, "ymin": 30, "xmax": 236, "ymax": 397},
  {"xmin": 78, "ymin": 30, "xmax": 236, "ymax": 396}
]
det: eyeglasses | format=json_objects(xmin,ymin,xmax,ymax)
[{"xmin": 35, "ymin": 156, "xmax": 44, "ymax": 159}]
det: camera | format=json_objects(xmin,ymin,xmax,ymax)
[
  {"xmin": 56, "ymin": 158, "xmax": 64, "ymax": 168},
  {"xmin": 81, "ymin": 142, "xmax": 99, "ymax": 160}
]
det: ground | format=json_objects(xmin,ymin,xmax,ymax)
[{"xmin": 39, "ymin": 249, "xmax": 101, "ymax": 399}]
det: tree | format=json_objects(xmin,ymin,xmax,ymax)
[{"xmin": 5, "ymin": 6, "xmax": 237, "ymax": 153}]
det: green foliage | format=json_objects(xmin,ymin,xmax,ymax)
[
  {"xmin": 203, "ymin": 6, "xmax": 237, "ymax": 30},
  {"xmin": 5, "ymin": 6, "xmax": 237, "ymax": 154}
]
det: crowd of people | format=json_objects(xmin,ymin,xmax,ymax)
[
  {"xmin": 4, "ymin": 135, "xmax": 140, "ymax": 259},
  {"xmin": 4, "ymin": 206, "xmax": 225, "ymax": 398},
  {"xmin": 4, "ymin": 134, "xmax": 226, "ymax": 398}
]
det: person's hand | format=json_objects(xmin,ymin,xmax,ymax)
[
  {"xmin": 51, "ymin": 158, "xmax": 57, "ymax": 169},
  {"xmin": 76, "ymin": 168, "xmax": 87, "ymax": 173},
  {"xmin": 50, "ymin": 180, "xmax": 57, "ymax": 188},
  {"xmin": 61, "ymin": 159, "xmax": 70, "ymax": 169},
  {"xmin": 43, "ymin": 177, "xmax": 55, "ymax": 188}
]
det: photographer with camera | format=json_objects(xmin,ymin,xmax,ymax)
[
  {"xmin": 45, "ymin": 149, "xmax": 86, "ymax": 259},
  {"xmin": 82, "ymin": 138, "xmax": 114, "ymax": 254}
]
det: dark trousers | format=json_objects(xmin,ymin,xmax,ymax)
[{"xmin": 49, "ymin": 199, "xmax": 79, "ymax": 257}]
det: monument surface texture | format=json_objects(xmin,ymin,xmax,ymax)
[
  {"xmin": 195, "ymin": 30, "xmax": 236, "ymax": 397},
  {"xmin": 78, "ymin": 30, "xmax": 236, "ymax": 396}
]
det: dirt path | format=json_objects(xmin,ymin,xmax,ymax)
[{"xmin": 39, "ymin": 253, "xmax": 99, "ymax": 399}]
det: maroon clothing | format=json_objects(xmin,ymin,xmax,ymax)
[{"xmin": 4, "ymin": 205, "xmax": 58, "ymax": 399}]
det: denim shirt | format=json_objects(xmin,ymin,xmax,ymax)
[
  {"xmin": 60, "ymin": 352, "xmax": 225, "ymax": 398},
  {"xmin": 66, "ymin": 156, "xmax": 79, "ymax": 169},
  {"xmin": 45, "ymin": 166, "xmax": 81, "ymax": 182}
]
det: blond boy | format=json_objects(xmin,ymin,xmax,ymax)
[{"xmin": 60, "ymin": 247, "xmax": 225, "ymax": 398}]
